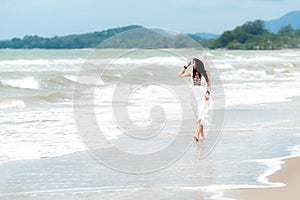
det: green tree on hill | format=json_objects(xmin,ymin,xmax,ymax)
[
  {"xmin": 278, "ymin": 24, "xmax": 296, "ymax": 36},
  {"xmin": 209, "ymin": 19, "xmax": 300, "ymax": 50},
  {"xmin": 209, "ymin": 20, "xmax": 268, "ymax": 49}
]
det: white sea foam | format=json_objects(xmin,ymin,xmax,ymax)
[
  {"xmin": 0, "ymin": 56, "xmax": 184, "ymax": 71},
  {"xmin": 280, "ymin": 52, "xmax": 299, "ymax": 57},
  {"xmin": 93, "ymin": 77, "xmax": 300, "ymax": 108},
  {"xmin": 0, "ymin": 77, "xmax": 40, "ymax": 90},
  {"xmin": 0, "ymin": 108, "xmax": 85, "ymax": 165},
  {"xmin": 94, "ymin": 84, "xmax": 183, "ymax": 141},
  {"xmin": 224, "ymin": 81, "xmax": 300, "ymax": 106},
  {"xmin": 181, "ymin": 134, "xmax": 300, "ymax": 199},
  {"xmin": 0, "ymin": 100, "xmax": 25, "ymax": 109},
  {"xmin": 63, "ymin": 75, "xmax": 77, "ymax": 82},
  {"xmin": 179, "ymin": 184, "xmax": 282, "ymax": 200},
  {"xmin": 241, "ymin": 139, "xmax": 300, "ymax": 188},
  {"xmin": 216, "ymin": 55, "xmax": 283, "ymax": 63},
  {"xmin": 243, "ymin": 146, "xmax": 300, "ymax": 186},
  {"xmin": 0, "ymin": 59, "xmax": 83, "ymax": 72},
  {"xmin": 214, "ymin": 63, "xmax": 234, "ymax": 69},
  {"xmin": 180, "ymin": 145, "xmax": 300, "ymax": 200},
  {"xmin": 287, "ymin": 145, "xmax": 300, "ymax": 156},
  {"xmin": 0, "ymin": 106, "xmax": 126, "ymax": 165},
  {"xmin": 0, "ymin": 59, "xmax": 84, "ymax": 67},
  {"xmin": 64, "ymin": 75, "xmax": 105, "ymax": 85},
  {"xmin": 115, "ymin": 56, "xmax": 183, "ymax": 65},
  {"xmin": 0, "ymin": 137, "xmax": 84, "ymax": 165},
  {"xmin": 85, "ymin": 56, "xmax": 184, "ymax": 66},
  {"xmin": 101, "ymin": 127, "xmax": 123, "ymax": 140}
]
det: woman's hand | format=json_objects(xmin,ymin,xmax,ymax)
[
  {"xmin": 186, "ymin": 61, "xmax": 191, "ymax": 67},
  {"xmin": 205, "ymin": 93, "xmax": 209, "ymax": 101}
]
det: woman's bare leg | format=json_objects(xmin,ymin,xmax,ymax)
[
  {"xmin": 199, "ymin": 123, "xmax": 205, "ymax": 140},
  {"xmin": 193, "ymin": 120, "xmax": 202, "ymax": 141}
]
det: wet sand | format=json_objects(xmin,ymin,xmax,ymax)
[{"xmin": 225, "ymin": 156, "xmax": 300, "ymax": 200}]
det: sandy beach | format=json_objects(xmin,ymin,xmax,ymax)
[{"xmin": 225, "ymin": 156, "xmax": 300, "ymax": 200}]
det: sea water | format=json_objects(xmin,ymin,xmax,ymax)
[{"xmin": 0, "ymin": 49, "xmax": 300, "ymax": 199}]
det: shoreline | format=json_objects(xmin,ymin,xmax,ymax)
[{"xmin": 224, "ymin": 155, "xmax": 300, "ymax": 200}]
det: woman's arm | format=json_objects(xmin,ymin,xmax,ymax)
[
  {"xmin": 206, "ymin": 70, "xmax": 211, "ymax": 91},
  {"xmin": 178, "ymin": 62, "xmax": 192, "ymax": 78},
  {"xmin": 205, "ymin": 70, "xmax": 211, "ymax": 101}
]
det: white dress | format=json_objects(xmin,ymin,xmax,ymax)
[{"xmin": 190, "ymin": 69, "xmax": 210, "ymax": 125}]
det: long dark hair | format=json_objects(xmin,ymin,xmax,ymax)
[{"xmin": 193, "ymin": 58, "xmax": 209, "ymax": 84}]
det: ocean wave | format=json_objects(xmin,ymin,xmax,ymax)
[
  {"xmin": 231, "ymin": 55, "xmax": 282, "ymax": 62},
  {"xmin": 214, "ymin": 63, "xmax": 234, "ymax": 69},
  {"xmin": 84, "ymin": 56, "xmax": 184, "ymax": 66},
  {"xmin": 222, "ymin": 67, "xmax": 300, "ymax": 82},
  {"xmin": 280, "ymin": 52, "xmax": 299, "ymax": 57},
  {"xmin": 243, "ymin": 144, "xmax": 300, "ymax": 187},
  {"xmin": 235, "ymin": 69, "xmax": 268, "ymax": 80},
  {"xmin": 0, "ymin": 74, "xmax": 104, "ymax": 93},
  {"xmin": 0, "ymin": 57, "xmax": 183, "ymax": 75},
  {"xmin": 0, "ymin": 137, "xmax": 85, "ymax": 165},
  {"xmin": 0, "ymin": 57, "xmax": 184, "ymax": 70},
  {"xmin": 63, "ymin": 75, "xmax": 105, "ymax": 85},
  {"xmin": 0, "ymin": 59, "xmax": 84, "ymax": 67},
  {"xmin": 0, "ymin": 77, "xmax": 41, "ymax": 90},
  {"xmin": 32, "ymin": 92, "xmax": 72, "ymax": 102},
  {"xmin": 0, "ymin": 100, "xmax": 25, "ymax": 110},
  {"xmin": 224, "ymin": 81, "xmax": 300, "ymax": 106},
  {"xmin": 0, "ymin": 107, "xmax": 86, "ymax": 165},
  {"xmin": 0, "ymin": 118, "xmax": 121, "ymax": 165}
]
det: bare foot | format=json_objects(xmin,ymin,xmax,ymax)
[
  {"xmin": 200, "ymin": 135, "xmax": 206, "ymax": 141},
  {"xmin": 193, "ymin": 135, "xmax": 199, "ymax": 142}
]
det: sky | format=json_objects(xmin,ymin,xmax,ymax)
[{"xmin": 0, "ymin": 0, "xmax": 299, "ymax": 40}]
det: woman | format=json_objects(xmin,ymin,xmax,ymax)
[{"xmin": 178, "ymin": 58, "xmax": 211, "ymax": 141}]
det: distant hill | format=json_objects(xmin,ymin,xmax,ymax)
[
  {"xmin": 0, "ymin": 25, "xmax": 208, "ymax": 49},
  {"xmin": 194, "ymin": 32, "xmax": 219, "ymax": 39},
  {"xmin": 0, "ymin": 25, "xmax": 143, "ymax": 49},
  {"xmin": 265, "ymin": 10, "xmax": 300, "ymax": 33}
]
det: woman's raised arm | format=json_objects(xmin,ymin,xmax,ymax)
[{"xmin": 178, "ymin": 62, "xmax": 192, "ymax": 78}]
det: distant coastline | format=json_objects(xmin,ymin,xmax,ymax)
[{"xmin": 1, "ymin": 20, "xmax": 300, "ymax": 50}]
